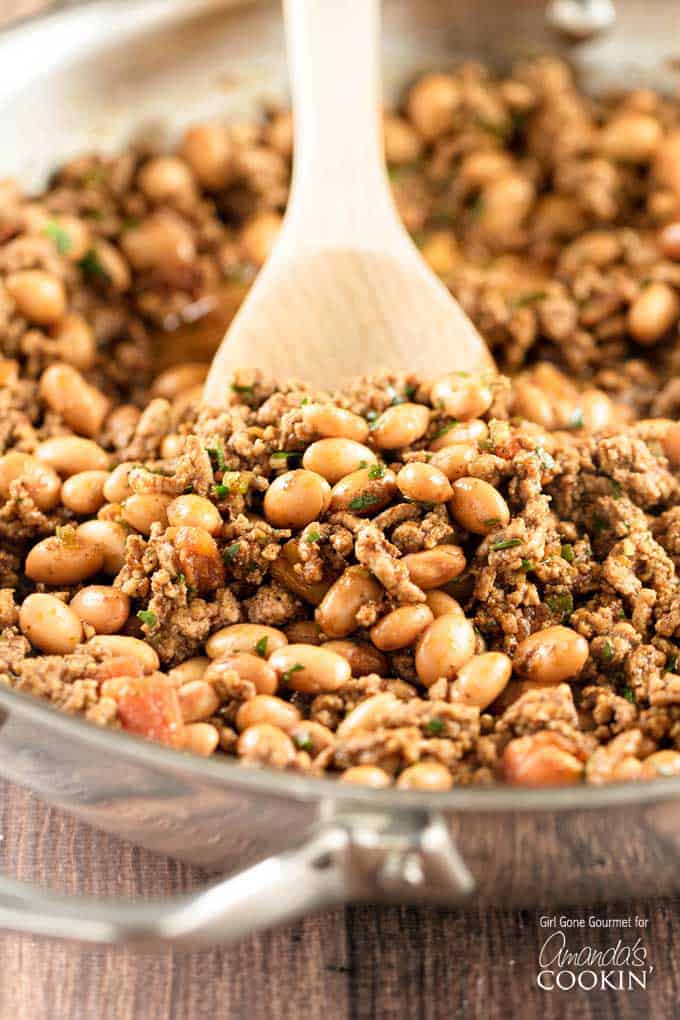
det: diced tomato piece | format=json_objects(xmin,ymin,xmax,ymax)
[
  {"xmin": 175, "ymin": 525, "xmax": 225, "ymax": 594},
  {"xmin": 496, "ymin": 437, "xmax": 522, "ymax": 461},
  {"xmin": 113, "ymin": 674, "xmax": 185, "ymax": 748},
  {"xmin": 96, "ymin": 655, "xmax": 145, "ymax": 686}
]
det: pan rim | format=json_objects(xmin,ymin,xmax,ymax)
[
  {"xmin": 1, "ymin": 682, "xmax": 677, "ymax": 814},
  {"xmin": 0, "ymin": 0, "xmax": 677, "ymax": 821}
]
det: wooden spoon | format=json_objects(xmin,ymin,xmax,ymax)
[{"xmin": 203, "ymin": 0, "xmax": 493, "ymax": 407}]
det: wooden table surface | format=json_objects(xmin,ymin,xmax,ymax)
[
  {"xmin": 1, "ymin": 2, "xmax": 679, "ymax": 1017},
  {"xmin": 0, "ymin": 777, "xmax": 677, "ymax": 1020}
]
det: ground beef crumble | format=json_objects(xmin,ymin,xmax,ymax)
[{"xmin": 4, "ymin": 57, "xmax": 680, "ymax": 790}]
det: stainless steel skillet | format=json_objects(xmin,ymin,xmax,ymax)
[{"xmin": 1, "ymin": 0, "xmax": 680, "ymax": 946}]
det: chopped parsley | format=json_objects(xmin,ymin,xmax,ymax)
[
  {"xmin": 294, "ymin": 732, "xmax": 314, "ymax": 753},
  {"xmin": 137, "ymin": 609, "xmax": 157, "ymax": 630},
  {"xmin": 223, "ymin": 542, "xmax": 241, "ymax": 563},
  {"xmin": 224, "ymin": 263, "xmax": 251, "ymax": 283},
  {"xmin": 546, "ymin": 592, "xmax": 574, "ymax": 620},
  {"xmin": 666, "ymin": 654, "xmax": 678, "ymax": 674},
  {"xmin": 424, "ymin": 718, "xmax": 445, "ymax": 736},
  {"xmin": 120, "ymin": 216, "xmax": 140, "ymax": 232},
  {"xmin": 213, "ymin": 484, "xmax": 229, "ymax": 500},
  {"xmin": 43, "ymin": 221, "xmax": 72, "ymax": 255},
  {"xmin": 609, "ymin": 478, "xmax": 622, "ymax": 500},
  {"xmin": 221, "ymin": 470, "xmax": 250, "ymax": 495},
  {"xmin": 512, "ymin": 290, "xmax": 547, "ymax": 309},
  {"xmin": 387, "ymin": 159, "xmax": 426, "ymax": 181},
  {"xmin": 470, "ymin": 193, "xmax": 485, "ymax": 221},
  {"xmin": 592, "ymin": 512, "xmax": 608, "ymax": 536},
  {"xmin": 560, "ymin": 543, "xmax": 575, "ymax": 563},
  {"xmin": 601, "ymin": 639, "xmax": 615, "ymax": 662},
  {"xmin": 348, "ymin": 492, "xmax": 379, "ymax": 512},
  {"xmin": 520, "ymin": 559, "xmax": 535, "ymax": 572},
  {"xmin": 368, "ymin": 463, "xmax": 386, "ymax": 480},
  {"xmin": 535, "ymin": 446, "xmax": 556, "ymax": 471},
  {"xmin": 254, "ymin": 636, "xmax": 268, "ymax": 658},
  {"xmin": 82, "ymin": 166, "xmax": 106, "ymax": 186},
  {"xmin": 230, "ymin": 382, "xmax": 255, "ymax": 401},
  {"xmin": 484, "ymin": 517, "xmax": 501, "ymax": 528},
  {"xmin": 176, "ymin": 573, "xmax": 195, "ymax": 595},
  {"xmin": 434, "ymin": 420, "xmax": 458, "ymax": 438},
  {"xmin": 206, "ymin": 443, "xmax": 226, "ymax": 471},
  {"xmin": 568, "ymin": 407, "xmax": 584, "ymax": 430},
  {"xmin": 405, "ymin": 498, "xmax": 436, "ymax": 512},
  {"xmin": 510, "ymin": 109, "xmax": 528, "ymax": 139},
  {"xmin": 476, "ymin": 115, "xmax": 512, "ymax": 140},
  {"xmin": 79, "ymin": 248, "xmax": 109, "ymax": 281},
  {"xmin": 305, "ymin": 528, "xmax": 321, "ymax": 544},
  {"xmin": 490, "ymin": 538, "xmax": 522, "ymax": 551},
  {"xmin": 283, "ymin": 663, "xmax": 305, "ymax": 683},
  {"xmin": 388, "ymin": 383, "xmax": 417, "ymax": 406},
  {"xmin": 271, "ymin": 451, "xmax": 300, "ymax": 465},
  {"xmin": 621, "ymin": 686, "xmax": 635, "ymax": 704}
]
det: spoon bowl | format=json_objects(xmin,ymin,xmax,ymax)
[
  {"xmin": 207, "ymin": 246, "xmax": 494, "ymax": 394},
  {"xmin": 204, "ymin": 0, "xmax": 493, "ymax": 406}
]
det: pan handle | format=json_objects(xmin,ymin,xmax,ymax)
[{"xmin": 0, "ymin": 812, "xmax": 474, "ymax": 945}]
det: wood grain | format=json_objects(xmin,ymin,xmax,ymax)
[
  {"xmin": 0, "ymin": 777, "xmax": 677, "ymax": 1020},
  {"xmin": 0, "ymin": 4, "xmax": 678, "ymax": 1018}
]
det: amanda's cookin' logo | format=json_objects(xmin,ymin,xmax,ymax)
[{"xmin": 536, "ymin": 918, "xmax": 655, "ymax": 991}]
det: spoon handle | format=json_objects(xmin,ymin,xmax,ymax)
[{"xmin": 279, "ymin": 0, "xmax": 405, "ymax": 254}]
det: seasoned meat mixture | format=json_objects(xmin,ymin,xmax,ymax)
[{"xmin": 3, "ymin": 57, "xmax": 680, "ymax": 789}]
